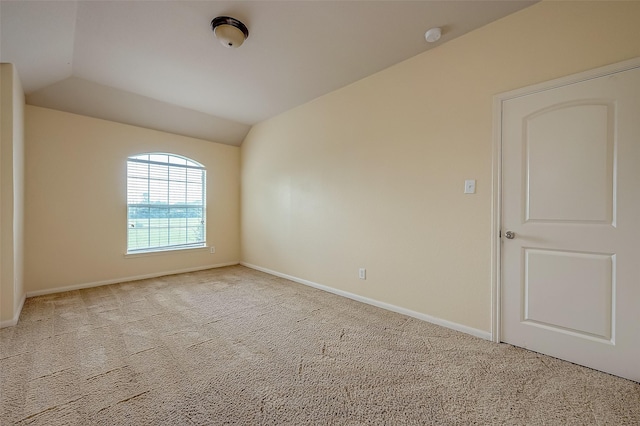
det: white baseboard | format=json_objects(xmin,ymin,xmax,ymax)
[
  {"xmin": 240, "ymin": 262, "xmax": 492, "ymax": 341},
  {"xmin": 0, "ymin": 292, "xmax": 26, "ymax": 328},
  {"xmin": 26, "ymin": 261, "xmax": 240, "ymax": 298}
]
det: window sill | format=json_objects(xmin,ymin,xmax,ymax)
[{"xmin": 124, "ymin": 245, "xmax": 209, "ymax": 258}]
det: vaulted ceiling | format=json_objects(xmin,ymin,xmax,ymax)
[{"xmin": 1, "ymin": 1, "xmax": 536, "ymax": 146}]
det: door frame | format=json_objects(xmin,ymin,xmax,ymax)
[{"xmin": 490, "ymin": 57, "xmax": 640, "ymax": 343}]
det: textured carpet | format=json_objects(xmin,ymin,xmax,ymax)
[{"xmin": 1, "ymin": 266, "xmax": 638, "ymax": 425}]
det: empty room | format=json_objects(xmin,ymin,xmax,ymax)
[{"xmin": 1, "ymin": 0, "xmax": 639, "ymax": 424}]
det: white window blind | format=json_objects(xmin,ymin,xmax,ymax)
[{"xmin": 127, "ymin": 153, "xmax": 206, "ymax": 253}]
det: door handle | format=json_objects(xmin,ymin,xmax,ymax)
[{"xmin": 504, "ymin": 231, "xmax": 515, "ymax": 239}]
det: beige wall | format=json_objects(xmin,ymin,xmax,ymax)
[
  {"xmin": 0, "ymin": 63, "xmax": 26, "ymax": 325},
  {"xmin": 25, "ymin": 106, "xmax": 240, "ymax": 294},
  {"xmin": 240, "ymin": 1, "xmax": 640, "ymax": 333}
]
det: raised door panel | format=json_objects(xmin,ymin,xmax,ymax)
[{"xmin": 525, "ymin": 102, "xmax": 614, "ymax": 224}]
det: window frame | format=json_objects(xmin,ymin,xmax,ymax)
[{"xmin": 126, "ymin": 153, "xmax": 207, "ymax": 254}]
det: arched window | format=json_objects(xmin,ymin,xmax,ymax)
[{"xmin": 127, "ymin": 153, "xmax": 206, "ymax": 253}]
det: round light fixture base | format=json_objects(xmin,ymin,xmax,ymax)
[
  {"xmin": 425, "ymin": 27, "xmax": 442, "ymax": 43},
  {"xmin": 211, "ymin": 16, "xmax": 249, "ymax": 48}
]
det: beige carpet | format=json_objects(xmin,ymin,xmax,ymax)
[{"xmin": 1, "ymin": 266, "xmax": 638, "ymax": 425}]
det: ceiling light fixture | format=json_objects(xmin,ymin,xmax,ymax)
[
  {"xmin": 425, "ymin": 27, "xmax": 442, "ymax": 43},
  {"xmin": 211, "ymin": 16, "xmax": 249, "ymax": 48}
]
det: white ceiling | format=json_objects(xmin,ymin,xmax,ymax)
[{"xmin": 1, "ymin": 1, "xmax": 536, "ymax": 146}]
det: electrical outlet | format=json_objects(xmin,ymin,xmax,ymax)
[
  {"xmin": 210, "ymin": 246, "xmax": 216, "ymax": 254},
  {"xmin": 359, "ymin": 268, "xmax": 366, "ymax": 280}
]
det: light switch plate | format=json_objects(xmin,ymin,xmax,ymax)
[{"xmin": 464, "ymin": 179, "xmax": 476, "ymax": 194}]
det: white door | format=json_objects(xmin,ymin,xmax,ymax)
[{"xmin": 501, "ymin": 64, "xmax": 640, "ymax": 382}]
